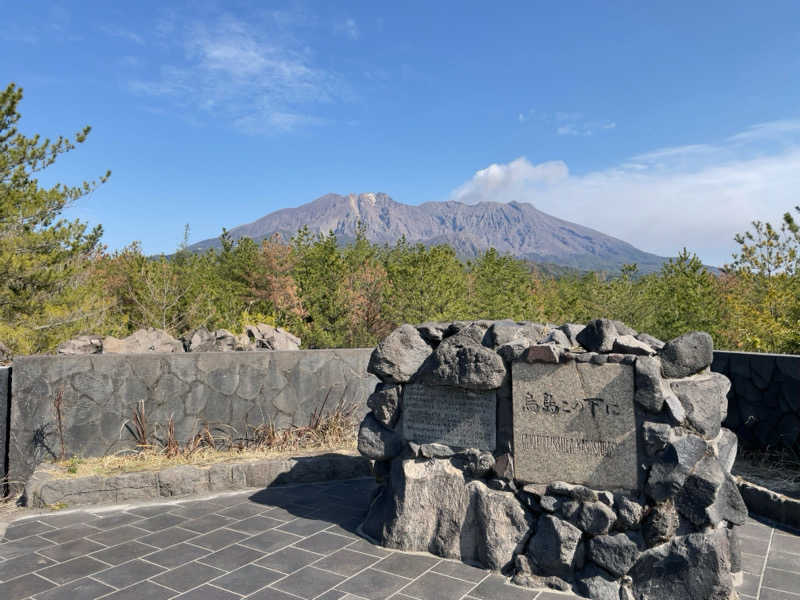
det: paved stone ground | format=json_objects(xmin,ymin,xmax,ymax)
[{"xmin": 0, "ymin": 478, "xmax": 797, "ymax": 600}]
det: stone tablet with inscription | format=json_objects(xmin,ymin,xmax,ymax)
[
  {"xmin": 402, "ymin": 383, "xmax": 496, "ymax": 452},
  {"xmin": 512, "ymin": 362, "xmax": 638, "ymax": 490}
]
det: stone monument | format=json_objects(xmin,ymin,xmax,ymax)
[{"xmin": 357, "ymin": 319, "xmax": 745, "ymax": 600}]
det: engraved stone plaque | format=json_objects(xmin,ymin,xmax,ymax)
[
  {"xmin": 512, "ymin": 362, "xmax": 638, "ymax": 490},
  {"xmin": 402, "ymin": 383, "xmax": 496, "ymax": 452}
]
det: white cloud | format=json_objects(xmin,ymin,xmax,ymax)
[
  {"xmin": 129, "ymin": 11, "xmax": 347, "ymax": 134},
  {"xmin": 449, "ymin": 121, "xmax": 800, "ymax": 266},
  {"xmin": 335, "ymin": 18, "xmax": 359, "ymax": 40},
  {"xmin": 519, "ymin": 108, "xmax": 615, "ymax": 136}
]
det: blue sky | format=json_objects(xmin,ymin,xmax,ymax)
[{"xmin": 4, "ymin": 1, "xmax": 800, "ymax": 266}]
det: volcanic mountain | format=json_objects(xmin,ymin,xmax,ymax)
[{"xmin": 188, "ymin": 192, "xmax": 668, "ymax": 272}]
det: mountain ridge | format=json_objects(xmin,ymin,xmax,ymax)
[{"xmin": 187, "ymin": 192, "xmax": 670, "ymax": 273}]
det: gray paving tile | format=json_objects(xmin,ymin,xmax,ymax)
[
  {"xmin": 735, "ymin": 572, "xmax": 760, "ymax": 597},
  {"xmin": 3, "ymin": 520, "xmax": 56, "ymax": 541},
  {"xmin": 198, "ymin": 543, "xmax": 263, "ymax": 571},
  {"xmin": 34, "ymin": 576, "xmax": 116, "ymax": 600},
  {"xmin": 771, "ymin": 534, "xmax": 800, "ymax": 555},
  {"xmin": 398, "ymin": 571, "xmax": 474, "ymax": 600},
  {"xmin": 241, "ymin": 529, "xmax": 303, "ymax": 554},
  {"xmin": 761, "ymin": 587, "xmax": 800, "ymax": 600},
  {"xmin": 470, "ymin": 575, "xmax": 536, "ymax": 600},
  {"xmin": 375, "ymin": 552, "xmax": 440, "ymax": 579},
  {"xmin": 336, "ymin": 568, "xmax": 410, "ymax": 600},
  {"xmin": 136, "ymin": 526, "xmax": 199, "ymax": 548},
  {"xmin": 345, "ymin": 538, "xmax": 392, "ymax": 558},
  {"xmin": 763, "ymin": 567, "xmax": 800, "ymax": 593},
  {"xmin": 87, "ymin": 525, "xmax": 149, "ymax": 546},
  {"xmin": 227, "ymin": 515, "xmax": 285, "ymax": 534},
  {"xmin": 136, "ymin": 513, "xmax": 187, "ymax": 532},
  {"xmin": 90, "ymin": 540, "xmax": 159, "ymax": 566},
  {"xmin": 535, "ymin": 592, "xmax": 581, "ymax": 599},
  {"xmin": 93, "ymin": 558, "xmax": 166, "ymax": 589},
  {"xmin": 317, "ymin": 591, "xmax": 347, "ymax": 600},
  {"xmin": 272, "ymin": 565, "xmax": 346, "ymax": 599},
  {"xmin": 256, "ymin": 546, "xmax": 324, "ymax": 574},
  {"xmin": 36, "ymin": 512, "xmax": 96, "ymax": 528},
  {"xmin": 276, "ymin": 517, "xmax": 332, "ymax": 537},
  {"xmin": 216, "ymin": 502, "xmax": 268, "ymax": 520},
  {"xmin": 91, "ymin": 512, "xmax": 143, "ymax": 530},
  {"xmin": 39, "ymin": 523, "xmax": 101, "ymax": 544},
  {"xmin": 294, "ymin": 532, "xmax": 354, "ymax": 555},
  {"xmin": 742, "ymin": 552, "xmax": 766, "ymax": 575},
  {"xmin": 261, "ymin": 506, "xmax": 304, "ymax": 521},
  {"xmin": 0, "ymin": 552, "xmax": 54, "ymax": 582},
  {"xmin": 100, "ymin": 580, "xmax": 174, "ymax": 600},
  {"xmin": 191, "ymin": 528, "xmax": 248, "ymax": 551},
  {"xmin": 38, "ymin": 537, "xmax": 106, "ymax": 562},
  {"xmin": 0, "ymin": 572, "xmax": 55, "ymax": 600},
  {"xmin": 151, "ymin": 560, "xmax": 226, "ymax": 592},
  {"xmin": 210, "ymin": 563, "xmax": 284, "ymax": 595},
  {"xmin": 246, "ymin": 586, "xmax": 308, "ymax": 599},
  {"xmin": 37, "ymin": 556, "xmax": 109, "ymax": 585},
  {"xmin": 128, "ymin": 505, "xmax": 167, "ymax": 518},
  {"xmin": 173, "ymin": 584, "xmax": 241, "ymax": 599},
  {"xmin": 313, "ymin": 548, "xmax": 381, "ymax": 576},
  {"xmin": 145, "ymin": 542, "xmax": 211, "ymax": 568},
  {"xmin": 741, "ymin": 520, "xmax": 774, "ymax": 540},
  {"xmin": 431, "ymin": 559, "xmax": 489, "ymax": 583},
  {"xmin": 182, "ymin": 514, "xmax": 236, "ymax": 534},
  {"xmin": 0, "ymin": 535, "xmax": 55, "ymax": 560},
  {"xmin": 767, "ymin": 549, "xmax": 800, "ymax": 574}
]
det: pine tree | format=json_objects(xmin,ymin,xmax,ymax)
[{"xmin": 0, "ymin": 83, "xmax": 110, "ymax": 352}]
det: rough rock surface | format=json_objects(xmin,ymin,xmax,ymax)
[
  {"xmin": 368, "ymin": 324, "xmax": 431, "ymax": 383},
  {"xmin": 613, "ymin": 335, "xmax": 655, "ymax": 356},
  {"xmin": 102, "ymin": 329, "xmax": 184, "ymax": 354},
  {"xmin": 670, "ymin": 373, "xmax": 730, "ymax": 439},
  {"xmin": 576, "ymin": 319, "xmax": 619, "ymax": 353},
  {"xmin": 357, "ymin": 414, "xmax": 405, "ymax": 460},
  {"xmin": 634, "ymin": 356, "xmax": 676, "ymax": 413},
  {"xmin": 364, "ymin": 458, "xmax": 532, "ymax": 570},
  {"xmin": 367, "ymin": 383, "xmax": 402, "ymax": 428},
  {"xmin": 574, "ymin": 564, "xmax": 620, "ymax": 600},
  {"xmin": 244, "ymin": 323, "xmax": 301, "ymax": 350},
  {"xmin": 527, "ymin": 514, "xmax": 585, "ymax": 578},
  {"xmin": 523, "ymin": 344, "xmax": 560, "ymax": 364},
  {"xmin": 660, "ymin": 331, "xmax": 714, "ymax": 379},
  {"xmin": 418, "ymin": 333, "xmax": 506, "ymax": 390},
  {"xmin": 630, "ymin": 530, "xmax": 734, "ymax": 600},
  {"xmin": 57, "ymin": 335, "xmax": 103, "ymax": 355},
  {"xmin": 588, "ymin": 533, "xmax": 641, "ymax": 577}
]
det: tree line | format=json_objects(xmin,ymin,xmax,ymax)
[{"xmin": 3, "ymin": 82, "xmax": 799, "ymax": 356}]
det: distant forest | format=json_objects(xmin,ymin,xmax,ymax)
[{"xmin": 3, "ymin": 81, "xmax": 799, "ymax": 356}]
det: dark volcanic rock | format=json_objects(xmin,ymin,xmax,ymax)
[
  {"xmin": 368, "ymin": 324, "xmax": 431, "ymax": 383},
  {"xmin": 630, "ymin": 530, "xmax": 734, "ymax": 600},
  {"xmin": 527, "ymin": 514, "xmax": 585, "ymax": 579},
  {"xmin": 660, "ymin": 331, "xmax": 714, "ymax": 379},
  {"xmin": 367, "ymin": 383, "xmax": 402, "ymax": 428},
  {"xmin": 417, "ymin": 333, "xmax": 506, "ymax": 390},
  {"xmin": 357, "ymin": 413, "xmax": 405, "ymax": 460},
  {"xmin": 589, "ymin": 533, "xmax": 641, "ymax": 577},
  {"xmin": 670, "ymin": 373, "xmax": 731, "ymax": 439},
  {"xmin": 576, "ymin": 319, "xmax": 619, "ymax": 353},
  {"xmin": 574, "ymin": 563, "xmax": 620, "ymax": 600}
]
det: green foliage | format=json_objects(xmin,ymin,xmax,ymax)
[
  {"xmin": 0, "ymin": 82, "xmax": 110, "ymax": 353},
  {"xmin": 466, "ymin": 248, "xmax": 534, "ymax": 320},
  {"xmin": 382, "ymin": 238, "xmax": 468, "ymax": 324}
]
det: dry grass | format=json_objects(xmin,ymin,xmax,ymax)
[
  {"xmin": 49, "ymin": 394, "xmax": 360, "ymax": 479},
  {"xmin": 734, "ymin": 446, "xmax": 800, "ymax": 499}
]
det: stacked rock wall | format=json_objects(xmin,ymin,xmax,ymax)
[
  {"xmin": 358, "ymin": 319, "xmax": 745, "ymax": 600},
  {"xmin": 713, "ymin": 350, "xmax": 800, "ymax": 451}
]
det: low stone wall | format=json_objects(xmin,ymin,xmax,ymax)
[
  {"xmin": 712, "ymin": 350, "xmax": 800, "ymax": 450},
  {"xmin": 7, "ymin": 349, "xmax": 376, "ymax": 496}
]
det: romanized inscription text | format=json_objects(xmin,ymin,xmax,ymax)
[
  {"xmin": 402, "ymin": 384, "xmax": 496, "ymax": 451},
  {"xmin": 518, "ymin": 433, "xmax": 621, "ymax": 457}
]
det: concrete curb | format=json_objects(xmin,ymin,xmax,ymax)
[
  {"xmin": 24, "ymin": 451, "xmax": 372, "ymax": 510},
  {"xmin": 736, "ymin": 476, "xmax": 800, "ymax": 531}
]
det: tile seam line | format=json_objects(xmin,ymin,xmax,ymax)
[
  {"xmin": 756, "ymin": 527, "xmax": 775, "ymax": 599},
  {"xmin": 759, "ymin": 584, "xmax": 800, "ymax": 598}
]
